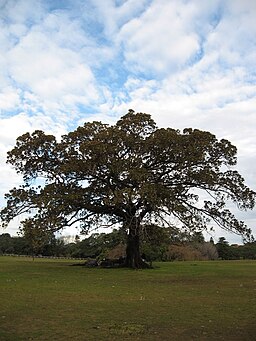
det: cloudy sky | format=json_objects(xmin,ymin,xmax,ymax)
[{"xmin": 0, "ymin": 0, "xmax": 255, "ymax": 242}]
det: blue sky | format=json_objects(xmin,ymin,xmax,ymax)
[{"xmin": 0, "ymin": 0, "xmax": 256, "ymax": 242}]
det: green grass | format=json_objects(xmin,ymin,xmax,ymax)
[{"xmin": 0, "ymin": 257, "xmax": 256, "ymax": 340}]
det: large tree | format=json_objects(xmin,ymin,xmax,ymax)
[{"xmin": 1, "ymin": 110, "xmax": 255, "ymax": 267}]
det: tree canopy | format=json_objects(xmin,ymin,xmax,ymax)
[{"xmin": 1, "ymin": 110, "xmax": 255, "ymax": 268}]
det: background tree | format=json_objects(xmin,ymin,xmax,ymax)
[
  {"xmin": 238, "ymin": 242, "xmax": 256, "ymax": 259},
  {"xmin": 140, "ymin": 224, "xmax": 171, "ymax": 263},
  {"xmin": 41, "ymin": 235, "xmax": 66, "ymax": 257},
  {"xmin": 0, "ymin": 233, "xmax": 14, "ymax": 254},
  {"xmin": 1, "ymin": 110, "xmax": 255, "ymax": 268},
  {"xmin": 216, "ymin": 237, "xmax": 232, "ymax": 260},
  {"xmin": 21, "ymin": 220, "xmax": 53, "ymax": 259},
  {"xmin": 12, "ymin": 236, "xmax": 31, "ymax": 255}
]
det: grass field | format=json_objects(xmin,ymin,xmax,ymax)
[{"xmin": 0, "ymin": 257, "xmax": 255, "ymax": 341}]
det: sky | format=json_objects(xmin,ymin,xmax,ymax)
[{"xmin": 0, "ymin": 0, "xmax": 256, "ymax": 243}]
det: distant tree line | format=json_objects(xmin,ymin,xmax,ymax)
[
  {"xmin": 1, "ymin": 229, "xmax": 256, "ymax": 261},
  {"xmin": 215, "ymin": 236, "xmax": 256, "ymax": 260},
  {"xmin": 0, "ymin": 232, "xmax": 66, "ymax": 258}
]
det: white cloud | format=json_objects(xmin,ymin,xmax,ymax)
[
  {"xmin": 8, "ymin": 29, "xmax": 99, "ymax": 106},
  {"xmin": 0, "ymin": 87, "xmax": 20, "ymax": 112},
  {"xmin": 203, "ymin": 1, "xmax": 256, "ymax": 69},
  {"xmin": 92, "ymin": 0, "xmax": 150, "ymax": 37},
  {"xmin": 118, "ymin": 0, "xmax": 201, "ymax": 75},
  {"xmin": 0, "ymin": 111, "xmax": 66, "ymax": 147},
  {"xmin": 0, "ymin": 2, "xmax": 107, "ymax": 119},
  {"xmin": 1, "ymin": 0, "xmax": 45, "ymax": 26}
]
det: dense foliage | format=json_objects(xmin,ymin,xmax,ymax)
[{"xmin": 1, "ymin": 110, "xmax": 255, "ymax": 267}]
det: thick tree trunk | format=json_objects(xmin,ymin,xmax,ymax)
[
  {"xmin": 124, "ymin": 229, "xmax": 150, "ymax": 269},
  {"xmin": 125, "ymin": 232, "xmax": 140, "ymax": 268}
]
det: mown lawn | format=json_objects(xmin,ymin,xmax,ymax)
[{"xmin": 0, "ymin": 256, "xmax": 255, "ymax": 340}]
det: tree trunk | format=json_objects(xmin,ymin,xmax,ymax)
[{"xmin": 124, "ymin": 229, "xmax": 150, "ymax": 269}]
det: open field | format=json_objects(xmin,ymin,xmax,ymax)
[{"xmin": 0, "ymin": 257, "xmax": 256, "ymax": 340}]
